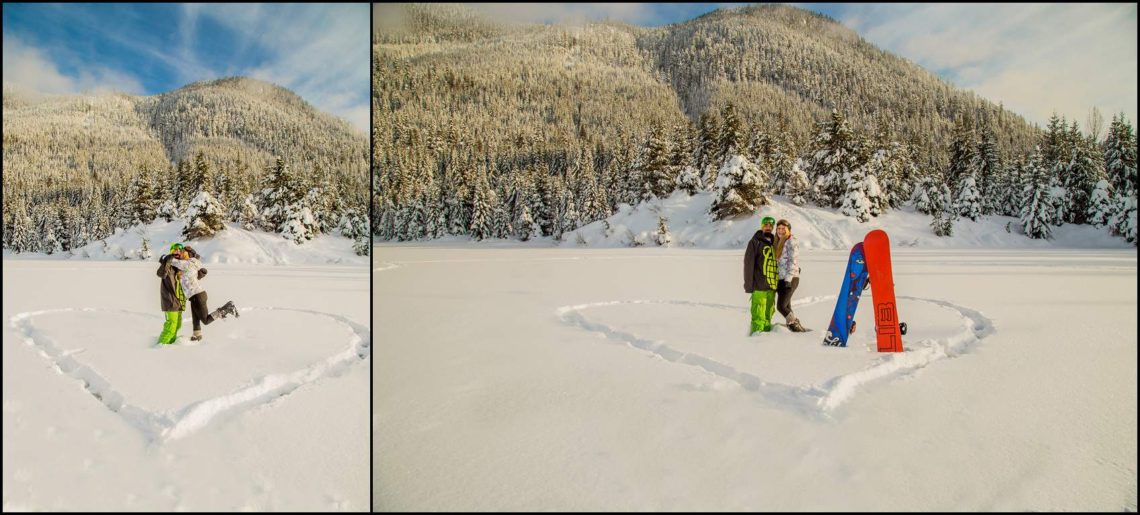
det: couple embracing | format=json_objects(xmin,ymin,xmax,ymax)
[
  {"xmin": 156, "ymin": 242, "xmax": 239, "ymax": 344},
  {"xmin": 744, "ymin": 216, "xmax": 807, "ymax": 335}
]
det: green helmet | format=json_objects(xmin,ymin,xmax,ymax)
[
  {"xmin": 170, "ymin": 242, "xmax": 184, "ymax": 252},
  {"xmin": 760, "ymin": 216, "xmax": 776, "ymax": 227}
]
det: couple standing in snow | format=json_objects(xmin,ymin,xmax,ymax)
[
  {"xmin": 744, "ymin": 216, "xmax": 806, "ymax": 335},
  {"xmin": 157, "ymin": 242, "xmax": 239, "ymax": 344}
]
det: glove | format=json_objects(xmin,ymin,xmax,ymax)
[{"xmin": 198, "ymin": 268, "xmax": 208, "ymax": 280}]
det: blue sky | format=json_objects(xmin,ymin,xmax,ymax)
[
  {"xmin": 2, "ymin": 3, "xmax": 370, "ymax": 134},
  {"xmin": 461, "ymin": 2, "xmax": 1138, "ymax": 135}
]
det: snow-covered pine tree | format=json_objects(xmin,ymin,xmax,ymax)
[
  {"xmin": 840, "ymin": 163, "xmax": 873, "ymax": 222},
  {"xmin": 785, "ymin": 158, "xmax": 811, "ymax": 206},
  {"xmin": 768, "ymin": 123, "xmax": 797, "ymax": 196},
  {"xmin": 55, "ymin": 206, "xmax": 75, "ymax": 252},
  {"xmin": 69, "ymin": 212, "xmax": 90, "ymax": 252},
  {"xmin": 956, "ymin": 172, "xmax": 982, "ymax": 221},
  {"xmin": 258, "ymin": 157, "xmax": 300, "ymax": 233},
  {"xmin": 189, "ymin": 151, "xmax": 214, "ymax": 199},
  {"xmin": 140, "ymin": 236, "xmax": 152, "ymax": 260},
  {"xmin": 6, "ymin": 202, "xmax": 34, "ymax": 253},
  {"xmin": 861, "ymin": 144, "xmax": 889, "ymax": 216},
  {"xmin": 676, "ymin": 165, "xmax": 702, "ymax": 195},
  {"xmin": 516, "ymin": 204, "xmax": 540, "ymax": 241},
  {"xmin": 182, "ymin": 190, "xmax": 227, "ymax": 240},
  {"xmin": 39, "ymin": 209, "xmax": 61, "ymax": 255},
  {"xmin": 668, "ymin": 122, "xmax": 695, "ymax": 182},
  {"xmin": 548, "ymin": 177, "xmax": 569, "ymax": 241},
  {"xmin": 353, "ymin": 233, "xmax": 371, "ymax": 256},
  {"xmin": 157, "ymin": 199, "xmax": 178, "ymax": 222},
  {"xmin": 130, "ymin": 167, "xmax": 158, "ymax": 226},
  {"xmin": 655, "ymin": 216, "xmax": 671, "ymax": 246},
  {"xmin": 638, "ymin": 124, "xmax": 673, "ymax": 201},
  {"xmin": 1108, "ymin": 193, "xmax": 1137, "ymax": 245},
  {"xmin": 468, "ymin": 167, "xmax": 498, "ymax": 240},
  {"xmin": 339, "ymin": 208, "xmax": 371, "ymax": 256},
  {"xmin": 806, "ymin": 110, "xmax": 860, "ymax": 208},
  {"xmin": 911, "ymin": 175, "xmax": 936, "ymax": 215},
  {"xmin": 717, "ymin": 103, "xmax": 745, "ymax": 171},
  {"xmin": 709, "ymin": 154, "xmax": 768, "ymax": 220},
  {"xmin": 174, "ymin": 159, "xmax": 193, "ymax": 210},
  {"xmin": 281, "ymin": 202, "xmax": 319, "ymax": 244},
  {"xmin": 1104, "ymin": 114, "xmax": 1137, "ymax": 199},
  {"xmin": 1020, "ymin": 147, "xmax": 1055, "ymax": 239},
  {"xmin": 561, "ymin": 187, "xmax": 581, "ymax": 234},
  {"xmin": 995, "ymin": 157, "xmax": 1025, "ymax": 217},
  {"xmin": 1043, "ymin": 113, "xmax": 1069, "ymax": 170},
  {"xmin": 975, "ymin": 123, "xmax": 1003, "ymax": 214},
  {"xmin": 1046, "ymin": 168, "xmax": 1067, "ymax": 227},
  {"xmin": 1087, "ymin": 179, "xmax": 1113, "ymax": 228},
  {"xmin": 1065, "ymin": 136, "xmax": 1105, "ymax": 225},
  {"xmin": 746, "ymin": 130, "xmax": 772, "ymax": 175},
  {"xmin": 930, "ymin": 197, "xmax": 954, "ymax": 237},
  {"xmin": 693, "ymin": 112, "xmax": 720, "ymax": 191},
  {"xmin": 946, "ymin": 117, "xmax": 976, "ymax": 189},
  {"xmin": 238, "ymin": 194, "xmax": 260, "ymax": 231}
]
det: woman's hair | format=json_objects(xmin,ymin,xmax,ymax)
[{"xmin": 775, "ymin": 219, "xmax": 792, "ymax": 260}]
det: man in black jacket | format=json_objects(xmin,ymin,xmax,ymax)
[
  {"xmin": 744, "ymin": 216, "xmax": 779, "ymax": 335},
  {"xmin": 157, "ymin": 243, "xmax": 187, "ymax": 345}
]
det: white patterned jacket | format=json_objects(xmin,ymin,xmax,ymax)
[{"xmin": 777, "ymin": 235, "xmax": 800, "ymax": 282}]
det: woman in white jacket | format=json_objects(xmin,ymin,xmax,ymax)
[
  {"xmin": 169, "ymin": 246, "xmax": 238, "ymax": 341},
  {"xmin": 775, "ymin": 219, "xmax": 808, "ymax": 332}
]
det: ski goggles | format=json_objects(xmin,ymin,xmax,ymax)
[
  {"xmin": 170, "ymin": 243, "xmax": 185, "ymax": 252},
  {"xmin": 760, "ymin": 217, "xmax": 776, "ymax": 227}
]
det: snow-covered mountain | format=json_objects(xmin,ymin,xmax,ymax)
[
  {"xmin": 373, "ymin": 3, "xmax": 1137, "ymax": 247},
  {"xmin": 3, "ymin": 77, "xmax": 370, "ymax": 257}
]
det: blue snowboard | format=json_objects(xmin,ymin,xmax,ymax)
[{"xmin": 823, "ymin": 242, "xmax": 870, "ymax": 347}]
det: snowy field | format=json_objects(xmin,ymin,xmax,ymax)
[
  {"xmin": 2, "ymin": 259, "xmax": 370, "ymax": 511},
  {"xmin": 373, "ymin": 240, "xmax": 1137, "ymax": 510}
]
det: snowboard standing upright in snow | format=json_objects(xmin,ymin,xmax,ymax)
[
  {"xmin": 823, "ymin": 230, "xmax": 905, "ymax": 350},
  {"xmin": 823, "ymin": 242, "xmax": 869, "ymax": 346},
  {"xmin": 863, "ymin": 229, "xmax": 905, "ymax": 352}
]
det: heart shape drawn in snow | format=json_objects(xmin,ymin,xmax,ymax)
[
  {"xmin": 9, "ymin": 307, "xmax": 370, "ymax": 442},
  {"xmin": 557, "ymin": 295, "xmax": 994, "ymax": 415}
]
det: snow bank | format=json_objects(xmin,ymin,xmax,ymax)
[{"xmin": 3, "ymin": 220, "xmax": 367, "ymax": 266}]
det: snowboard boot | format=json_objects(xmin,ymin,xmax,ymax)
[
  {"xmin": 788, "ymin": 319, "xmax": 808, "ymax": 333},
  {"xmin": 210, "ymin": 301, "xmax": 238, "ymax": 320},
  {"xmin": 190, "ymin": 330, "xmax": 203, "ymax": 342}
]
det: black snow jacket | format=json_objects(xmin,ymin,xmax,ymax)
[
  {"xmin": 743, "ymin": 230, "xmax": 778, "ymax": 293},
  {"xmin": 157, "ymin": 253, "xmax": 186, "ymax": 312}
]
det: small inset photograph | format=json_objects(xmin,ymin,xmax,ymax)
[{"xmin": 3, "ymin": 3, "xmax": 370, "ymax": 511}]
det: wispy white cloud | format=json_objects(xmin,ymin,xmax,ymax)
[
  {"xmin": 2, "ymin": 5, "xmax": 369, "ymax": 134},
  {"xmin": 838, "ymin": 3, "xmax": 1138, "ymax": 130},
  {"xmin": 197, "ymin": 3, "xmax": 371, "ymax": 134},
  {"xmin": 464, "ymin": 3, "xmax": 657, "ymax": 26},
  {"xmin": 462, "ymin": 3, "xmax": 751, "ymax": 27},
  {"xmin": 2, "ymin": 34, "xmax": 145, "ymax": 95}
]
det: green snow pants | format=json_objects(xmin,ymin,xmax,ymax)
[
  {"xmin": 750, "ymin": 290, "xmax": 776, "ymax": 335},
  {"xmin": 158, "ymin": 311, "xmax": 183, "ymax": 345}
]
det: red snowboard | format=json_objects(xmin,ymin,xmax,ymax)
[{"xmin": 863, "ymin": 230, "xmax": 904, "ymax": 352}]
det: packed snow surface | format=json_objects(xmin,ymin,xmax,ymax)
[
  {"xmin": 373, "ymin": 195, "xmax": 1136, "ymax": 511},
  {"xmin": 3, "ymin": 259, "xmax": 370, "ymax": 511}
]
